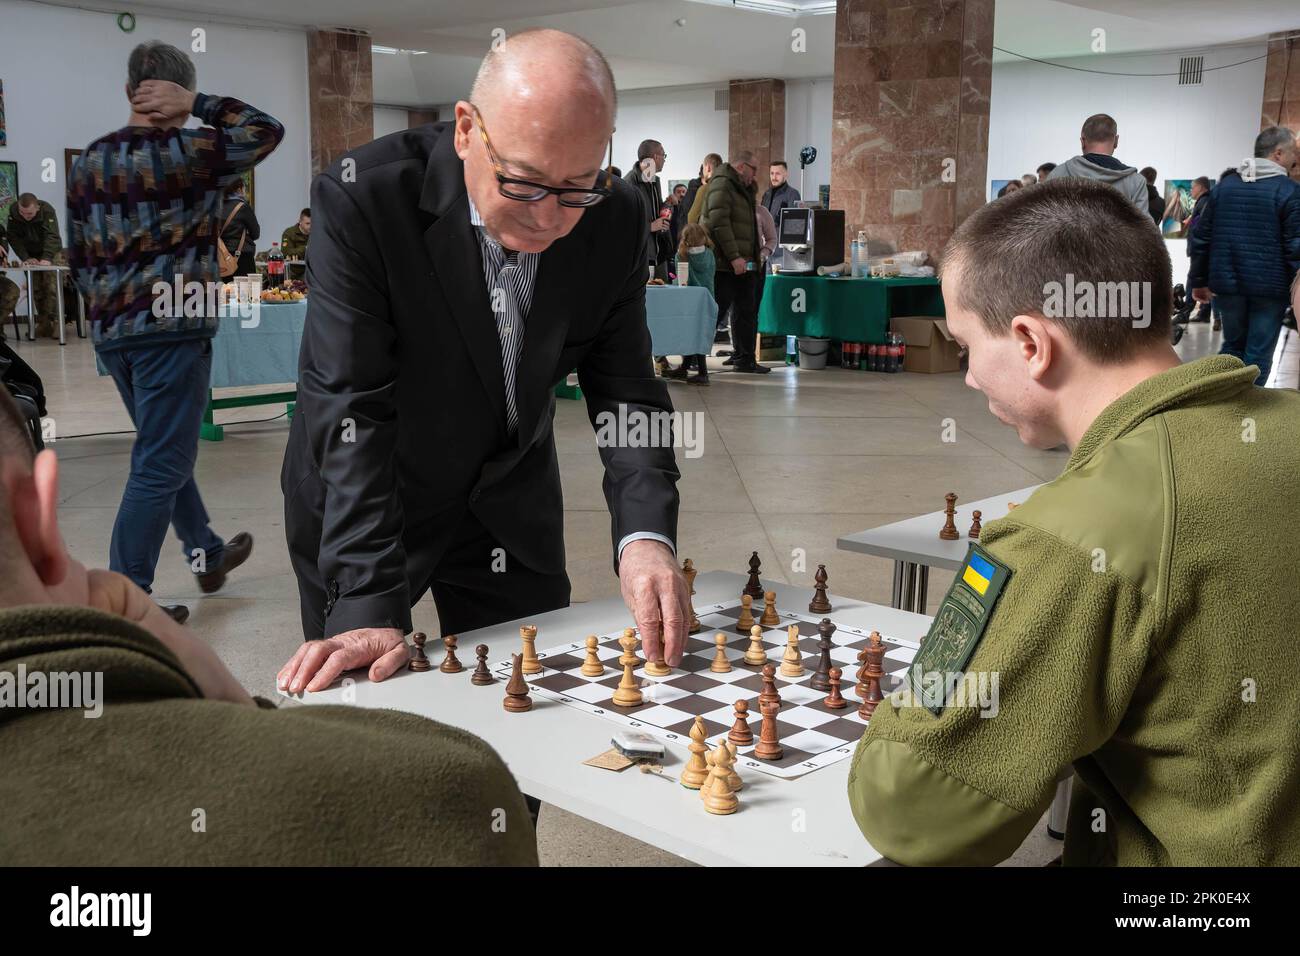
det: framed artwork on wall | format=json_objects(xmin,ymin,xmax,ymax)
[
  {"xmin": 0, "ymin": 80, "xmax": 7, "ymax": 147},
  {"xmin": 0, "ymin": 161, "xmax": 18, "ymax": 226},
  {"xmin": 1161, "ymin": 179, "xmax": 1215, "ymax": 239},
  {"xmin": 240, "ymin": 167, "xmax": 255, "ymax": 209}
]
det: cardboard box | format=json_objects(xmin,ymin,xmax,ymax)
[{"xmin": 890, "ymin": 316, "xmax": 963, "ymax": 374}]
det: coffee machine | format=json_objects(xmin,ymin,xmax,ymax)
[{"xmin": 777, "ymin": 207, "xmax": 845, "ymax": 275}]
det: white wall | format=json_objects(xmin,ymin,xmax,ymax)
[
  {"xmin": 785, "ymin": 77, "xmax": 833, "ymax": 201},
  {"xmin": 0, "ymin": 0, "xmax": 311, "ymax": 256},
  {"xmin": 372, "ymin": 106, "xmax": 409, "ymax": 141},
  {"xmin": 612, "ymin": 85, "xmax": 728, "ymax": 187},
  {"xmin": 988, "ymin": 45, "xmax": 1269, "ymax": 281}
]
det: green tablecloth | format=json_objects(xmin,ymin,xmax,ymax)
[{"xmin": 758, "ymin": 274, "xmax": 943, "ymax": 343}]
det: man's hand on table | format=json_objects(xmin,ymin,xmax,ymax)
[
  {"xmin": 277, "ymin": 627, "xmax": 408, "ymax": 694},
  {"xmin": 619, "ymin": 539, "xmax": 690, "ymax": 667}
]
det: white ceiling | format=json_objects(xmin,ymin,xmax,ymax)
[{"xmin": 42, "ymin": 0, "xmax": 1300, "ymax": 107}]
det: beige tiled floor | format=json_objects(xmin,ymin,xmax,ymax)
[{"xmin": 8, "ymin": 320, "xmax": 1228, "ymax": 867}]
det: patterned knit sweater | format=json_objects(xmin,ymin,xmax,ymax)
[{"xmin": 66, "ymin": 93, "xmax": 283, "ymax": 351}]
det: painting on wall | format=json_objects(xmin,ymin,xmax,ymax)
[
  {"xmin": 240, "ymin": 167, "xmax": 255, "ymax": 209},
  {"xmin": 989, "ymin": 179, "xmax": 1016, "ymax": 200},
  {"xmin": 818, "ymin": 183, "xmax": 829, "ymax": 208},
  {"xmin": 1161, "ymin": 179, "xmax": 1214, "ymax": 239},
  {"xmin": 0, "ymin": 80, "xmax": 6, "ymax": 148},
  {"xmin": 0, "ymin": 162, "xmax": 18, "ymax": 227},
  {"xmin": 64, "ymin": 148, "xmax": 83, "ymax": 185}
]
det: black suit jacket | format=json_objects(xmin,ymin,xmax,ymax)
[{"xmin": 281, "ymin": 123, "xmax": 681, "ymax": 639}]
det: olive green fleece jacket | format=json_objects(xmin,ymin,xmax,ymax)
[
  {"xmin": 849, "ymin": 356, "xmax": 1300, "ymax": 866},
  {"xmin": 0, "ymin": 605, "xmax": 538, "ymax": 865}
]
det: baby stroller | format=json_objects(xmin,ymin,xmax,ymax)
[{"xmin": 0, "ymin": 341, "xmax": 47, "ymax": 450}]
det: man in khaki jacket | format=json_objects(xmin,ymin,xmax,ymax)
[{"xmin": 849, "ymin": 178, "xmax": 1300, "ymax": 866}]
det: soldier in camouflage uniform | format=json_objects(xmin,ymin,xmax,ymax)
[
  {"xmin": 279, "ymin": 207, "xmax": 310, "ymax": 281},
  {"xmin": 849, "ymin": 179, "xmax": 1300, "ymax": 866},
  {"xmin": 7, "ymin": 195, "xmax": 64, "ymax": 338},
  {"xmin": 0, "ymin": 219, "xmax": 19, "ymax": 335}
]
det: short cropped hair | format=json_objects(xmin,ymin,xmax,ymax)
[
  {"xmin": 703, "ymin": 153, "xmax": 722, "ymax": 169},
  {"xmin": 17, "ymin": 193, "xmax": 38, "ymax": 208},
  {"xmin": 941, "ymin": 178, "xmax": 1171, "ymax": 363},
  {"xmin": 1036, "ymin": 162, "xmax": 1056, "ymax": 176},
  {"xmin": 127, "ymin": 41, "xmax": 196, "ymax": 94},
  {"xmin": 1254, "ymin": 126, "xmax": 1296, "ymax": 159},
  {"xmin": 1193, "ymin": 176, "xmax": 1211, "ymax": 191},
  {"xmin": 1080, "ymin": 113, "xmax": 1118, "ymax": 144},
  {"xmin": 1139, "ymin": 166, "xmax": 1157, "ymax": 184},
  {"xmin": 770, "ymin": 160, "xmax": 788, "ymax": 169},
  {"xmin": 637, "ymin": 139, "xmax": 662, "ymax": 161},
  {"xmin": 300, "ymin": 208, "xmax": 311, "ymax": 219}
]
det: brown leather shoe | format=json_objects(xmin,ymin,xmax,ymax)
[
  {"xmin": 196, "ymin": 532, "xmax": 254, "ymax": 594},
  {"xmin": 160, "ymin": 604, "xmax": 190, "ymax": 625}
]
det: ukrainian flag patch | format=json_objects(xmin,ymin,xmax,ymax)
[{"xmin": 962, "ymin": 551, "xmax": 996, "ymax": 595}]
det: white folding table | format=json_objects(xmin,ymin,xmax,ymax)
[
  {"xmin": 279, "ymin": 570, "xmax": 932, "ymax": 867},
  {"xmin": 5, "ymin": 263, "xmax": 86, "ymax": 345}
]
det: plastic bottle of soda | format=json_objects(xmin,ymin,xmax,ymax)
[
  {"xmin": 886, "ymin": 333, "xmax": 901, "ymax": 372},
  {"xmin": 866, "ymin": 343, "xmax": 878, "ymax": 371},
  {"xmin": 267, "ymin": 242, "xmax": 285, "ymax": 288}
]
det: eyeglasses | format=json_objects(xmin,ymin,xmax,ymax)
[{"xmin": 471, "ymin": 104, "xmax": 613, "ymax": 208}]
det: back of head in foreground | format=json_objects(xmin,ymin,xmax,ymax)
[
  {"xmin": 848, "ymin": 178, "xmax": 1300, "ymax": 866},
  {"xmin": 0, "ymin": 390, "xmax": 536, "ymax": 865}
]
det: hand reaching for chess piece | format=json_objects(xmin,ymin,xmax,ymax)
[{"xmin": 619, "ymin": 540, "xmax": 691, "ymax": 668}]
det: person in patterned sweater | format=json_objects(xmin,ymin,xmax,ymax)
[{"xmin": 66, "ymin": 41, "xmax": 283, "ymax": 623}]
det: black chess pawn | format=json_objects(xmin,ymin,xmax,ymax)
[
  {"xmin": 408, "ymin": 631, "xmax": 432, "ymax": 672},
  {"xmin": 471, "ymin": 644, "xmax": 495, "ymax": 685},
  {"xmin": 968, "ymin": 510, "xmax": 982, "ymax": 539}
]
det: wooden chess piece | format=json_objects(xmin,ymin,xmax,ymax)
[
  {"xmin": 735, "ymin": 593, "xmax": 755, "ymax": 634},
  {"xmin": 809, "ymin": 618, "xmax": 835, "ymax": 691},
  {"xmin": 612, "ymin": 632, "xmax": 644, "ymax": 707},
  {"xmin": 759, "ymin": 590, "xmax": 780, "ymax": 627},
  {"xmin": 471, "ymin": 644, "xmax": 494, "ymax": 685},
  {"xmin": 728, "ymin": 699, "xmax": 754, "ymax": 745},
  {"xmin": 754, "ymin": 698, "xmax": 783, "ymax": 760},
  {"xmin": 743, "ymin": 624, "xmax": 768, "ymax": 666},
  {"xmin": 407, "ymin": 631, "xmax": 432, "ymax": 672},
  {"xmin": 503, "ymin": 653, "xmax": 533, "ymax": 712},
  {"xmin": 780, "ymin": 624, "xmax": 804, "ymax": 678},
  {"xmin": 683, "ymin": 558, "xmax": 701, "ymax": 634},
  {"xmin": 702, "ymin": 744, "xmax": 739, "ymax": 815},
  {"xmin": 520, "ymin": 624, "xmax": 541, "ymax": 675},
  {"xmin": 439, "ymin": 634, "xmax": 463, "ymax": 673},
  {"xmin": 809, "ymin": 564, "xmax": 832, "ymax": 614},
  {"xmin": 968, "ymin": 510, "xmax": 982, "ymax": 539},
  {"xmin": 744, "ymin": 551, "xmax": 764, "ymax": 599},
  {"xmin": 759, "ymin": 663, "xmax": 782, "ymax": 712},
  {"xmin": 723, "ymin": 740, "xmax": 743, "ymax": 792},
  {"xmin": 617, "ymin": 628, "xmax": 637, "ymax": 666},
  {"xmin": 855, "ymin": 644, "xmax": 870, "ymax": 699},
  {"xmin": 680, "ymin": 716, "xmax": 710, "ymax": 789},
  {"xmin": 643, "ymin": 622, "xmax": 672, "ymax": 677},
  {"xmin": 858, "ymin": 631, "xmax": 886, "ymax": 719},
  {"xmin": 710, "ymin": 633, "xmax": 732, "ymax": 673},
  {"xmin": 700, "ymin": 746, "xmax": 717, "ymax": 799},
  {"xmin": 580, "ymin": 635, "xmax": 605, "ymax": 676},
  {"xmin": 824, "ymin": 667, "xmax": 847, "ymax": 709},
  {"xmin": 939, "ymin": 492, "xmax": 960, "ymax": 540}
]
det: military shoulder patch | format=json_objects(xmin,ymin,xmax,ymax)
[{"xmin": 906, "ymin": 544, "xmax": 1011, "ymax": 715}]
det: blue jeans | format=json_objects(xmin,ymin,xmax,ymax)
[
  {"xmin": 1215, "ymin": 294, "xmax": 1287, "ymax": 386},
  {"xmin": 99, "ymin": 339, "xmax": 224, "ymax": 592}
]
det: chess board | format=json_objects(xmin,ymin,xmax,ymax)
[{"xmin": 492, "ymin": 599, "xmax": 920, "ymax": 779}]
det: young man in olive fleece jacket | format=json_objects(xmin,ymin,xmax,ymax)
[
  {"xmin": 849, "ymin": 178, "xmax": 1300, "ymax": 866},
  {"xmin": 0, "ymin": 391, "xmax": 537, "ymax": 865}
]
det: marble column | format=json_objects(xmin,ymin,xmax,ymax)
[
  {"xmin": 729, "ymin": 79, "xmax": 786, "ymax": 177},
  {"xmin": 307, "ymin": 30, "xmax": 374, "ymax": 175},
  {"xmin": 830, "ymin": 0, "xmax": 993, "ymax": 263},
  {"xmin": 407, "ymin": 109, "xmax": 439, "ymax": 128},
  {"xmin": 1261, "ymin": 32, "xmax": 1300, "ymax": 182}
]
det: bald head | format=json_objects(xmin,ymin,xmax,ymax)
[{"xmin": 470, "ymin": 29, "xmax": 616, "ymax": 128}]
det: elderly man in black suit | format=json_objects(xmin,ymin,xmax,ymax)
[{"xmin": 279, "ymin": 29, "xmax": 688, "ymax": 694}]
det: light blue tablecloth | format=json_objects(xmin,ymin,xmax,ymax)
[
  {"xmin": 645, "ymin": 285, "xmax": 717, "ymax": 356},
  {"xmin": 209, "ymin": 300, "xmax": 308, "ymax": 388}
]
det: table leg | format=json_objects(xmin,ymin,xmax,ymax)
[
  {"xmin": 25, "ymin": 268, "xmax": 35, "ymax": 341},
  {"xmin": 1047, "ymin": 775, "xmax": 1071, "ymax": 840},
  {"xmin": 900, "ymin": 561, "xmax": 915, "ymax": 612},
  {"xmin": 200, "ymin": 390, "xmax": 224, "ymax": 442},
  {"xmin": 56, "ymin": 274, "xmax": 66, "ymax": 346},
  {"xmin": 890, "ymin": 561, "xmax": 904, "ymax": 609},
  {"xmin": 77, "ymin": 287, "xmax": 87, "ymax": 338},
  {"xmin": 915, "ymin": 565, "xmax": 930, "ymax": 614}
]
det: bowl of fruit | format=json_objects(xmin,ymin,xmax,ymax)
[{"xmin": 260, "ymin": 279, "xmax": 307, "ymax": 303}]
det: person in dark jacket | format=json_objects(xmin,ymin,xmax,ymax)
[
  {"xmin": 702, "ymin": 149, "xmax": 768, "ymax": 374},
  {"xmin": 221, "ymin": 181, "xmax": 259, "ymax": 276},
  {"xmin": 1188, "ymin": 127, "xmax": 1300, "ymax": 385},
  {"xmin": 1139, "ymin": 167, "xmax": 1164, "ymax": 226},
  {"xmin": 623, "ymin": 140, "xmax": 673, "ymax": 281},
  {"xmin": 761, "ymin": 160, "xmax": 801, "ymax": 218}
]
